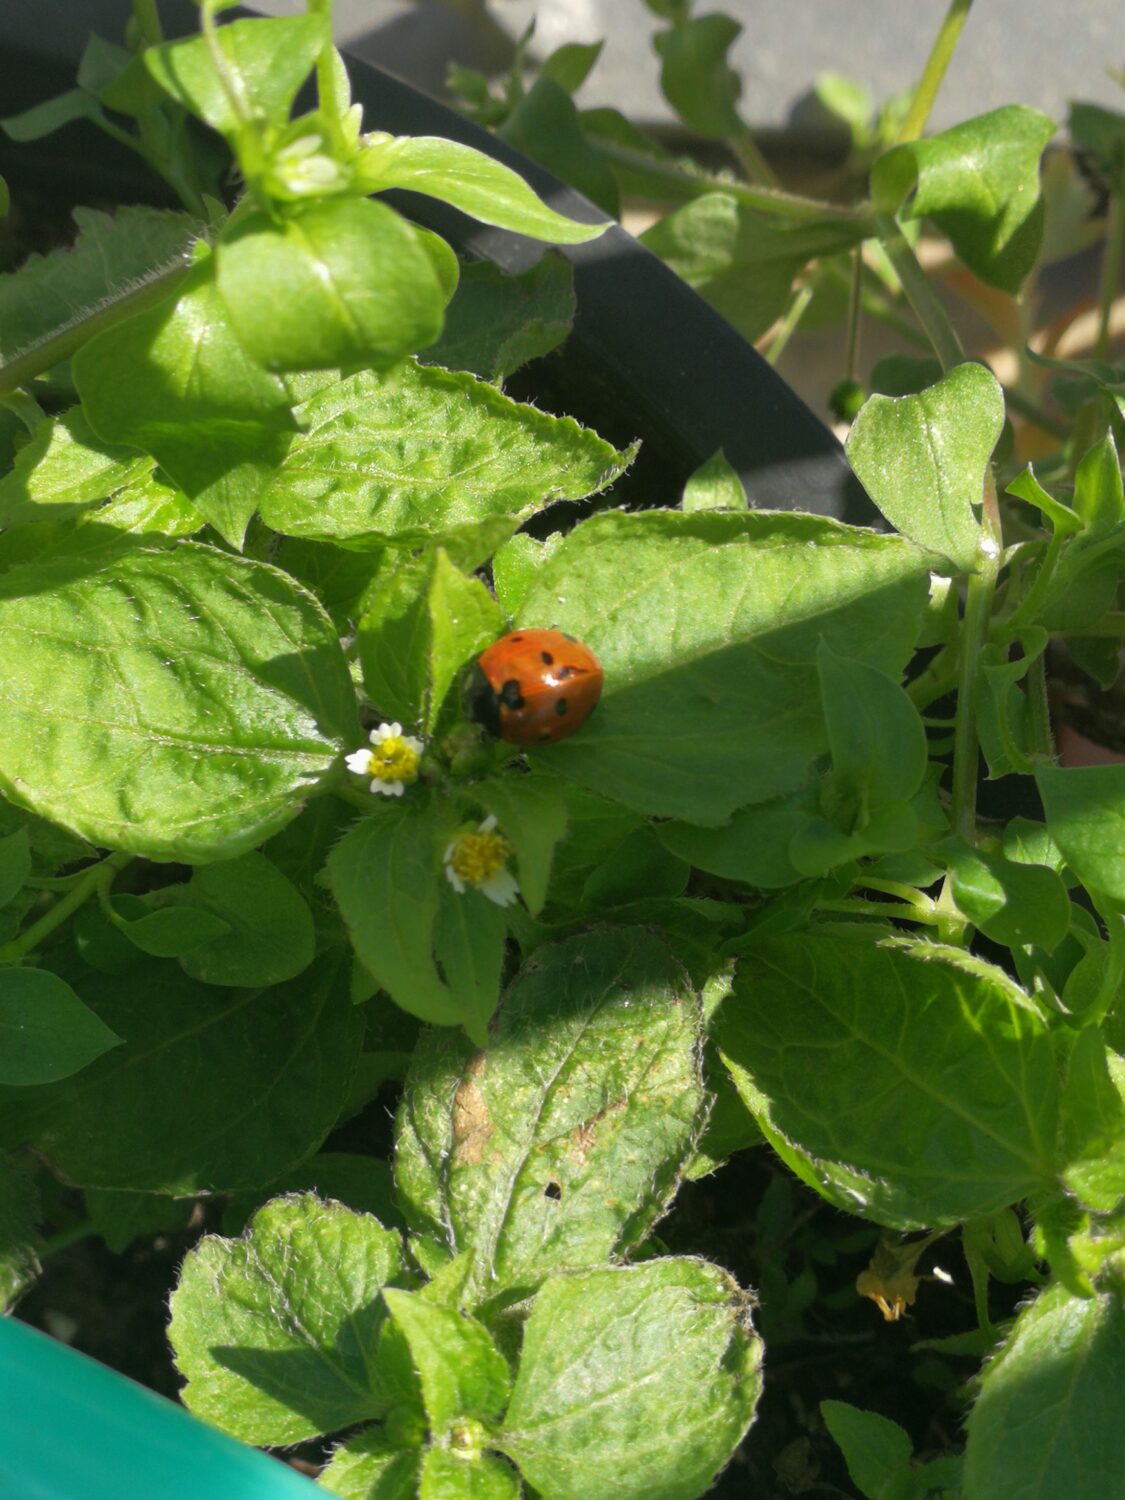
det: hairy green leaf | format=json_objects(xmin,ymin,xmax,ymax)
[
  {"xmin": 394, "ymin": 928, "xmax": 706, "ymax": 1305},
  {"xmin": 216, "ymin": 200, "xmax": 449, "ymax": 372},
  {"xmin": 846, "ymin": 363, "xmax": 1002, "ymax": 570},
  {"xmin": 872, "ymin": 106, "xmax": 1055, "ymax": 292},
  {"xmin": 420, "ymin": 256, "xmax": 575, "ymax": 385},
  {"xmin": 177, "ymin": 851, "xmax": 315, "ymax": 987},
  {"xmin": 0, "ymin": 958, "xmax": 362, "ymax": 1191},
  {"xmin": 0, "ymin": 408, "xmax": 153, "ymax": 526},
  {"xmin": 499, "ymin": 1259, "xmax": 762, "ymax": 1500},
  {"xmin": 517, "ymin": 510, "xmax": 929, "ymax": 823},
  {"xmin": 654, "ymin": 14, "xmax": 745, "ymax": 139},
  {"xmin": 383, "ymin": 1290, "xmax": 510, "ymax": 1435},
  {"xmin": 355, "ymin": 134, "xmax": 608, "ymax": 243},
  {"xmin": 260, "ymin": 364, "xmax": 630, "ymax": 544},
  {"xmin": 719, "ymin": 935, "xmax": 1059, "ymax": 1227},
  {"xmin": 170, "ymin": 1193, "xmax": 402, "ymax": 1443},
  {"xmin": 964, "ymin": 1281, "xmax": 1125, "ymax": 1500},
  {"xmin": 0, "ymin": 542, "xmax": 354, "ymax": 862}
]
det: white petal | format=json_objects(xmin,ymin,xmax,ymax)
[
  {"xmin": 372, "ymin": 779, "xmax": 404, "ymax": 797},
  {"xmin": 403, "ymin": 736, "xmax": 424, "ymax": 756},
  {"xmin": 481, "ymin": 869, "xmax": 519, "ymax": 907},
  {"xmin": 444, "ymin": 863, "xmax": 466, "ymax": 894},
  {"xmin": 345, "ymin": 749, "xmax": 372, "ymax": 775},
  {"xmin": 479, "ymin": 814, "xmax": 499, "ymax": 834}
]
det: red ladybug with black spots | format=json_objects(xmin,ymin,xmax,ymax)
[{"xmin": 469, "ymin": 629, "xmax": 603, "ymax": 746}]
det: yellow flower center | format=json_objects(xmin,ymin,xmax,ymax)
[
  {"xmin": 449, "ymin": 827, "xmax": 511, "ymax": 887},
  {"xmin": 369, "ymin": 737, "xmax": 420, "ymax": 785}
]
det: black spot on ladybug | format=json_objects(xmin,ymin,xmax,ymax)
[
  {"xmin": 555, "ymin": 698, "xmax": 568, "ymax": 715},
  {"xmin": 538, "ymin": 729, "xmax": 552, "ymax": 742},
  {"xmin": 540, "ymin": 650, "xmax": 554, "ymax": 665},
  {"xmin": 557, "ymin": 665, "xmax": 574, "ymax": 680},
  {"xmin": 509, "ymin": 634, "xmax": 523, "ymax": 642},
  {"xmin": 500, "ymin": 679, "xmax": 525, "ymax": 709}
]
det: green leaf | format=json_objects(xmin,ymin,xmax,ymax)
[
  {"xmin": 419, "ymin": 256, "xmax": 575, "ymax": 385},
  {"xmin": 498, "ymin": 1258, "xmax": 762, "ymax": 1500},
  {"xmin": 0, "ymin": 1152, "xmax": 39, "ymax": 1310},
  {"xmin": 73, "ymin": 256, "xmax": 295, "ymax": 548},
  {"xmin": 383, "ymin": 1290, "xmax": 510, "ymax": 1434},
  {"xmin": 654, "ymin": 14, "xmax": 745, "ymax": 139},
  {"xmin": 173, "ymin": 851, "xmax": 315, "ymax": 987},
  {"xmin": 85, "ymin": 1188, "xmax": 192, "ymax": 1254},
  {"xmin": 1, "ymin": 88, "xmax": 100, "ymax": 143},
  {"xmin": 419, "ymin": 1450, "xmax": 519, "ymax": 1500},
  {"xmin": 170, "ymin": 1193, "xmax": 402, "ymax": 1444},
  {"xmin": 327, "ymin": 794, "xmax": 466, "ymax": 1032},
  {"xmin": 817, "ymin": 639, "xmax": 928, "ymax": 815},
  {"xmin": 0, "ymin": 542, "xmax": 355, "ymax": 862},
  {"xmin": 359, "ymin": 549, "xmax": 503, "ymax": 734},
  {"xmin": 1058, "ymin": 1027, "xmax": 1125, "ymax": 1213},
  {"xmin": 0, "ymin": 958, "xmax": 363, "ymax": 1191},
  {"xmin": 491, "ymin": 534, "xmax": 561, "ymax": 619},
  {"xmin": 516, "ymin": 510, "xmax": 929, "ymax": 823},
  {"xmin": 872, "ymin": 106, "xmax": 1055, "ymax": 292},
  {"xmin": 1035, "ymin": 764, "xmax": 1125, "ymax": 901},
  {"xmin": 846, "ymin": 363, "xmax": 1002, "ymax": 570},
  {"xmin": 499, "ymin": 78, "xmax": 621, "ymax": 218},
  {"xmin": 581, "ymin": 826, "xmax": 689, "ymax": 906},
  {"xmin": 0, "ymin": 968, "xmax": 120, "ymax": 1086},
  {"xmin": 0, "ymin": 830, "xmax": 31, "ymax": 910},
  {"xmin": 820, "ymin": 1401, "xmax": 913, "ymax": 1500},
  {"xmin": 640, "ymin": 194, "xmax": 866, "ymax": 343},
  {"xmin": 964, "ymin": 1281, "xmax": 1125, "ymax": 1500},
  {"xmin": 657, "ymin": 788, "xmax": 812, "ymax": 890},
  {"xmin": 1006, "ymin": 464, "xmax": 1083, "ymax": 536},
  {"xmin": 259, "ymin": 363, "xmax": 631, "ymax": 545},
  {"xmin": 541, "ymin": 40, "xmax": 605, "ymax": 95},
  {"xmin": 319, "ymin": 1434, "xmax": 420, "ymax": 1500},
  {"xmin": 143, "ymin": 15, "xmax": 328, "ymax": 137},
  {"xmin": 432, "ymin": 882, "xmax": 508, "ymax": 1048},
  {"xmin": 83, "ymin": 474, "xmax": 205, "ymax": 539},
  {"xmin": 216, "ymin": 200, "xmax": 449, "ymax": 373},
  {"xmin": 1073, "ymin": 431, "xmax": 1125, "ymax": 537},
  {"xmin": 395, "ymin": 929, "xmax": 706, "ymax": 1304},
  {"xmin": 682, "ymin": 449, "xmax": 747, "ymax": 512},
  {"xmin": 355, "ymin": 134, "xmax": 608, "ymax": 244},
  {"xmin": 0, "ymin": 206, "xmax": 198, "ymax": 364},
  {"xmin": 114, "ymin": 904, "xmax": 231, "ymax": 959},
  {"xmin": 944, "ymin": 840, "xmax": 1070, "ymax": 951},
  {"xmin": 718, "ymin": 935, "xmax": 1059, "ymax": 1227},
  {"xmin": 474, "ymin": 774, "xmax": 569, "ymax": 917},
  {"xmin": 1068, "ymin": 102, "xmax": 1125, "ymax": 193}
]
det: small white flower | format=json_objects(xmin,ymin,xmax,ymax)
[
  {"xmin": 345, "ymin": 722, "xmax": 423, "ymax": 797},
  {"xmin": 443, "ymin": 814, "xmax": 519, "ymax": 907}
]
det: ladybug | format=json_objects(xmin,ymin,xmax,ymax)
[{"xmin": 469, "ymin": 629, "xmax": 603, "ymax": 746}]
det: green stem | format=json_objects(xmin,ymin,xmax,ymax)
[
  {"xmin": 307, "ymin": 0, "xmax": 345, "ymax": 148},
  {"xmin": 1087, "ymin": 894, "xmax": 1125, "ymax": 1028},
  {"xmin": 732, "ymin": 127, "xmax": 780, "ymax": 188},
  {"xmin": 594, "ymin": 139, "xmax": 867, "ymax": 222},
  {"xmin": 39, "ymin": 1221, "xmax": 98, "ymax": 1259},
  {"xmin": 131, "ymin": 0, "xmax": 164, "ymax": 46},
  {"xmin": 875, "ymin": 214, "xmax": 965, "ymax": 370},
  {"xmin": 896, "ymin": 0, "xmax": 976, "ymax": 144},
  {"xmin": 1095, "ymin": 192, "xmax": 1124, "ymax": 363},
  {"xmin": 200, "ymin": 0, "xmax": 252, "ymax": 127},
  {"xmin": 950, "ymin": 566, "xmax": 1001, "ymax": 846},
  {"xmin": 0, "ymin": 853, "xmax": 132, "ymax": 962},
  {"xmin": 844, "ymin": 245, "xmax": 863, "ymax": 382},
  {"xmin": 821, "ymin": 259, "xmax": 931, "ymax": 348},
  {"xmin": 998, "ymin": 530, "xmax": 1065, "ymax": 640},
  {"xmin": 816, "ymin": 898, "xmax": 944, "ymax": 927},
  {"xmin": 0, "ymin": 259, "xmax": 192, "ymax": 399},
  {"xmin": 906, "ymin": 646, "xmax": 959, "ymax": 710},
  {"xmin": 1024, "ymin": 650, "xmax": 1054, "ymax": 760},
  {"xmin": 765, "ymin": 284, "xmax": 813, "ymax": 365}
]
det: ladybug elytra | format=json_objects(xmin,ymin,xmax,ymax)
[{"xmin": 469, "ymin": 629, "xmax": 603, "ymax": 746}]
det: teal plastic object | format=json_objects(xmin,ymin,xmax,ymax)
[{"xmin": 0, "ymin": 1316, "xmax": 319, "ymax": 1500}]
